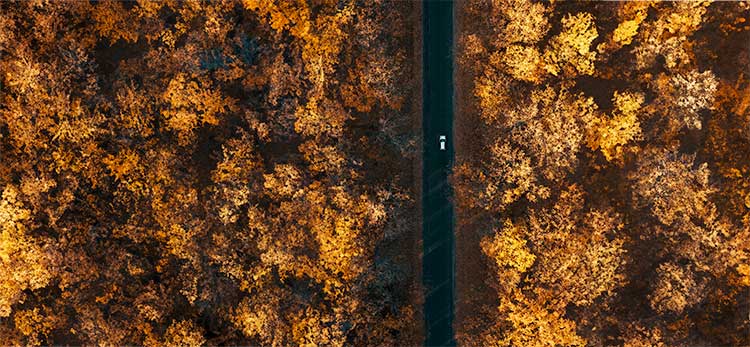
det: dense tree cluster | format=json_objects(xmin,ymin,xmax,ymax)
[
  {"xmin": 456, "ymin": 1, "xmax": 750, "ymax": 346},
  {"xmin": 0, "ymin": 1, "xmax": 420, "ymax": 345}
]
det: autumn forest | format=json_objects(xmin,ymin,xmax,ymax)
[
  {"xmin": 0, "ymin": 0, "xmax": 420, "ymax": 345},
  {"xmin": 455, "ymin": 1, "xmax": 749, "ymax": 346},
  {"xmin": 0, "ymin": 0, "xmax": 748, "ymax": 346}
]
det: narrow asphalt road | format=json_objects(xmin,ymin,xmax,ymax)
[{"xmin": 422, "ymin": 1, "xmax": 455, "ymax": 346}]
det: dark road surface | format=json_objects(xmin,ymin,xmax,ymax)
[{"xmin": 422, "ymin": 1, "xmax": 455, "ymax": 346}]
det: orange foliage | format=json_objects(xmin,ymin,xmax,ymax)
[
  {"xmin": 0, "ymin": 1, "xmax": 420, "ymax": 345},
  {"xmin": 456, "ymin": 1, "xmax": 750, "ymax": 345}
]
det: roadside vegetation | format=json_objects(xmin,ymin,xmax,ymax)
[
  {"xmin": 0, "ymin": 1, "xmax": 420, "ymax": 345},
  {"xmin": 455, "ymin": 1, "xmax": 750, "ymax": 346}
]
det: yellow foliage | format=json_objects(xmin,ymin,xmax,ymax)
[
  {"xmin": 497, "ymin": 45, "xmax": 544, "ymax": 83},
  {"xmin": 294, "ymin": 96, "xmax": 350, "ymax": 138},
  {"xmin": 315, "ymin": 210, "xmax": 365, "ymax": 283},
  {"xmin": 115, "ymin": 83, "xmax": 155, "ymax": 137},
  {"xmin": 104, "ymin": 149, "xmax": 140, "ymax": 182},
  {"xmin": 243, "ymin": 0, "xmax": 352, "ymax": 92},
  {"xmin": 299, "ymin": 141, "xmax": 345, "ymax": 174},
  {"xmin": 621, "ymin": 325, "xmax": 666, "ymax": 347},
  {"xmin": 4, "ymin": 57, "xmax": 41, "ymax": 94},
  {"xmin": 521, "ymin": 87, "xmax": 597, "ymax": 181},
  {"xmin": 737, "ymin": 263, "xmax": 750, "ymax": 287},
  {"xmin": 161, "ymin": 320, "xmax": 205, "ymax": 347},
  {"xmin": 14, "ymin": 307, "xmax": 54, "ymax": 346},
  {"xmin": 587, "ymin": 91, "xmax": 644, "ymax": 162},
  {"xmin": 91, "ymin": 1, "xmax": 139, "ymax": 43},
  {"xmin": 496, "ymin": 292, "xmax": 586, "ymax": 347},
  {"xmin": 544, "ymin": 12, "xmax": 598, "ymax": 76},
  {"xmin": 94, "ymin": 283, "xmax": 118, "ymax": 305},
  {"xmin": 461, "ymin": 34, "xmax": 486, "ymax": 61},
  {"xmin": 243, "ymin": 0, "xmax": 311, "ymax": 36},
  {"xmin": 0, "ymin": 1, "xmax": 420, "ymax": 344},
  {"xmin": 613, "ymin": 8, "xmax": 647, "ymax": 46},
  {"xmin": 481, "ymin": 220, "xmax": 535, "ymax": 273},
  {"xmin": 0, "ymin": 186, "xmax": 59, "ymax": 317},
  {"xmin": 613, "ymin": 90, "xmax": 644, "ymax": 116},
  {"xmin": 263, "ymin": 164, "xmax": 302, "ymax": 198},
  {"xmin": 135, "ymin": 0, "xmax": 162, "ymax": 18},
  {"xmin": 162, "ymin": 74, "xmax": 234, "ymax": 145},
  {"xmin": 212, "ymin": 138, "xmax": 261, "ymax": 184},
  {"xmin": 527, "ymin": 185, "xmax": 628, "ymax": 307},
  {"xmin": 649, "ymin": 262, "xmax": 701, "ymax": 314},
  {"xmin": 290, "ymin": 308, "xmax": 344, "ymax": 347},
  {"xmin": 51, "ymin": 102, "xmax": 99, "ymax": 144},
  {"xmin": 162, "ymin": 224, "xmax": 197, "ymax": 260},
  {"xmin": 314, "ymin": 191, "xmax": 382, "ymax": 286},
  {"xmin": 232, "ymin": 294, "xmax": 285, "ymax": 346},
  {"xmin": 494, "ymin": 0, "xmax": 550, "ymax": 45},
  {"xmin": 474, "ymin": 72, "xmax": 511, "ymax": 124},
  {"xmin": 632, "ymin": 2, "xmax": 709, "ymax": 70},
  {"xmin": 631, "ymin": 149, "xmax": 714, "ymax": 227},
  {"xmin": 663, "ymin": 2, "xmax": 710, "ymax": 35},
  {"xmin": 103, "ymin": 149, "xmax": 149, "ymax": 195}
]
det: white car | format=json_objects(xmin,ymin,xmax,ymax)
[{"xmin": 439, "ymin": 135, "xmax": 446, "ymax": 151}]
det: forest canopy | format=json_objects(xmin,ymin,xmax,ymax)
[
  {"xmin": 455, "ymin": 1, "xmax": 750, "ymax": 346},
  {"xmin": 0, "ymin": 1, "xmax": 420, "ymax": 345}
]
